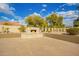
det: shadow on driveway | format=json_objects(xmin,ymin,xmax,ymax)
[{"xmin": 44, "ymin": 33, "xmax": 79, "ymax": 44}]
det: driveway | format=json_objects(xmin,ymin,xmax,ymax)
[{"xmin": 0, "ymin": 36, "xmax": 79, "ymax": 56}]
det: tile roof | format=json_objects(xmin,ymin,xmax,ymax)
[{"xmin": 0, "ymin": 21, "xmax": 21, "ymax": 26}]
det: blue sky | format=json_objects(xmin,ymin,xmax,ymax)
[{"xmin": 0, "ymin": 3, "xmax": 79, "ymax": 26}]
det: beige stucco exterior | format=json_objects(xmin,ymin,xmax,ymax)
[
  {"xmin": 0, "ymin": 25, "xmax": 41, "ymax": 33},
  {"xmin": 0, "ymin": 25, "xmax": 20, "ymax": 33}
]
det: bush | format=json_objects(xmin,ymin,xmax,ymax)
[
  {"xmin": 18, "ymin": 25, "xmax": 26, "ymax": 32},
  {"xmin": 66, "ymin": 28, "xmax": 79, "ymax": 35}
]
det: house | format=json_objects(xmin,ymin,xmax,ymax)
[
  {"xmin": 0, "ymin": 21, "xmax": 21, "ymax": 33},
  {"xmin": 0, "ymin": 21, "xmax": 41, "ymax": 33}
]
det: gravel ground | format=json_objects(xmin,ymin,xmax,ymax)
[{"xmin": 44, "ymin": 33, "xmax": 79, "ymax": 44}]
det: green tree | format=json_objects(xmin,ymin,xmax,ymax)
[
  {"xmin": 73, "ymin": 17, "xmax": 79, "ymax": 27},
  {"xmin": 73, "ymin": 5, "xmax": 79, "ymax": 27},
  {"xmin": 46, "ymin": 13, "xmax": 64, "ymax": 28},
  {"xmin": 25, "ymin": 15, "xmax": 48, "ymax": 27},
  {"xmin": 58, "ymin": 16, "xmax": 64, "ymax": 27},
  {"xmin": 46, "ymin": 13, "xmax": 58, "ymax": 27},
  {"xmin": 25, "ymin": 16, "xmax": 35, "ymax": 27}
]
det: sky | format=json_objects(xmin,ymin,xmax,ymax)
[{"xmin": 0, "ymin": 3, "xmax": 79, "ymax": 26}]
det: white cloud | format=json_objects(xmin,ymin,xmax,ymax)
[
  {"xmin": 10, "ymin": 7, "xmax": 15, "ymax": 11},
  {"xmin": 41, "ymin": 9, "xmax": 46, "ymax": 11},
  {"xmin": 57, "ymin": 10, "xmax": 78, "ymax": 26},
  {"xmin": 10, "ymin": 19, "xmax": 15, "ymax": 22},
  {"xmin": 1, "ymin": 16, "xmax": 9, "ymax": 20},
  {"xmin": 59, "ymin": 4, "xmax": 66, "ymax": 8},
  {"xmin": 0, "ymin": 16, "xmax": 17, "ymax": 22},
  {"xmin": 66, "ymin": 11, "xmax": 78, "ymax": 18},
  {"xmin": 66, "ymin": 11, "xmax": 75, "ymax": 15},
  {"xmin": 63, "ymin": 19, "xmax": 74, "ymax": 27},
  {"xmin": 16, "ymin": 16, "xmax": 26, "ymax": 25},
  {"xmin": 0, "ymin": 15, "xmax": 25, "ymax": 25},
  {"xmin": 66, "ymin": 3, "xmax": 76, "ymax": 6},
  {"xmin": 55, "ymin": 3, "xmax": 77, "ymax": 11},
  {"xmin": 48, "ymin": 10, "xmax": 78, "ymax": 26},
  {"xmin": 40, "ymin": 8, "xmax": 46, "ymax": 14},
  {"xmin": 0, "ymin": 3, "xmax": 15, "ymax": 16},
  {"xmin": 0, "ymin": 16, "xmax": 9, "ymax": 21},
  {"xmin": 0, "ymin": 4, "xmax": 25, "ymax": 25},
  {"xmin": 42, "ymin": 4, "xmax": 47, "ymax": 7},
  {"xmin": 57, "ymin": 10, "xmax": 78, "ymax": 18},
  {"xmin": 57, "ymin": 11, "xmax": 66, "ymax": 16},
  {"xmin": 26, "ymin": 12, "xmax": 43, "ymax": 19},
  {"xmin": 40, "ymin": 8, "xmax": 48, "ymax": 17},
  {"xmin": 32, "ymin": 12, "xmax": 41, "ymax": 16},
  {"xmin": 55, "ymin": 4, "xmax": 66, "ymax": 11}
]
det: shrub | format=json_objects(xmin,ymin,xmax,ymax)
[
  {"xmin": 18, "ymin": 25, "xmax": 26, "ymax": 32},
  {"xmin": 66, "ymin": 27, "xmax": 79, "ymax": 35}
]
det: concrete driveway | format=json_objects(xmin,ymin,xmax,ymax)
[{"xmin": 0, "ymin": 36, "xmax": 79, "ymax": 56}]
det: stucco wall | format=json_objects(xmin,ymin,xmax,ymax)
[
  {"xmin": 0, "ymin": 25, "xmax": 68, "ymax": 33},
  {"xmin": 0, "ymin": 25, "xmax": 20, "ymax": 33},
  {"xmin": 0, "ymin": 25, "xmax": 41, "ymax": 33}
]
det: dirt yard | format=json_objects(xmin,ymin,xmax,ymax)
[{"xmin": 0, "ymin": 35, "xmax": 79, "ymax": 56}]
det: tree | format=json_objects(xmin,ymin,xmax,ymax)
[
  {"xmin": 46, "ymin": 13, "xmax": 59, "ymax": 26},
  {"xmin": 25, "ymin": 15, "xmax": 48, "ymax": 28},
  {"xmin": 25, "ymin": 16, "xmax": 35, "ymax": 27},
  {"xmin": 46, "ymin": 13, "xmax": 64, "ymax": 28},
  {"xmin": 73, "ymin": 17, "xmax": 79, "ymax": 27},
  {"xmin": 73, "ymin": 5, "xmax": 79, "ymax": 27},
  {"xmin": 76, "ymin": 5, "xmax": 79, "ymax": 17},
  {"xmin": 58, "ymin": 16, "xmax": 64, "ymax": 27}
]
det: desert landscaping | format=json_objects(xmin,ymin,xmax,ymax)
[{"xmin": 0, "ymin": 3, "xmax": 79, "ymax": 56}]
